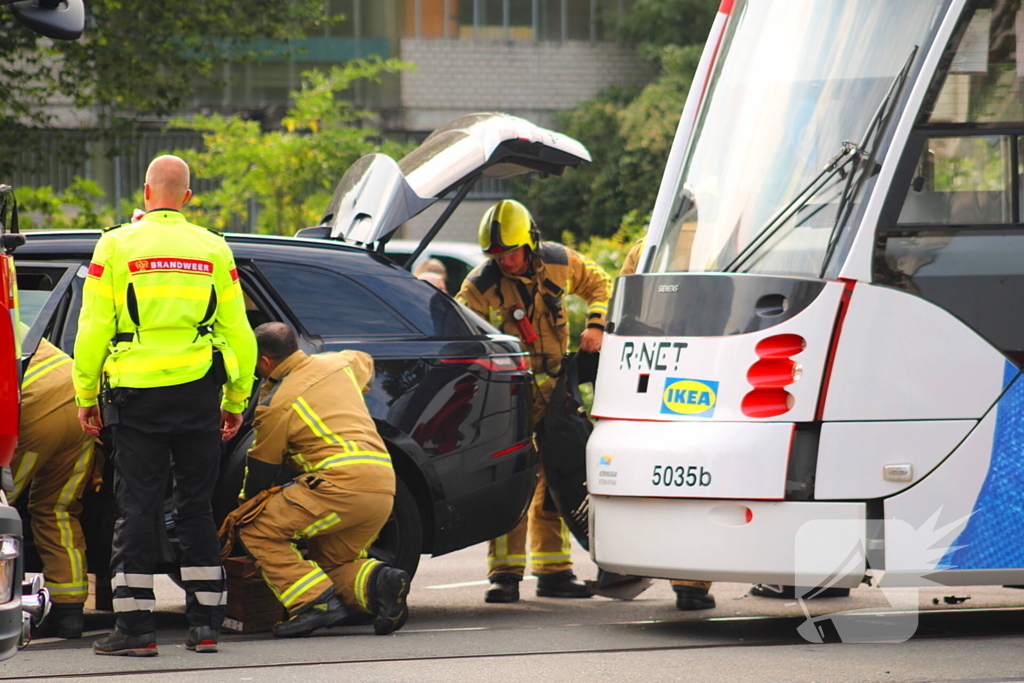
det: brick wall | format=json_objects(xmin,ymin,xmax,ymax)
[{"xmin": 400, "ymin": 39, "xmax": 657, "ymax": 131}]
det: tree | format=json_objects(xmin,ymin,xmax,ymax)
[
  {"xmin": 0, "ymin": 0, "xmax": 328, "ymax": 176},
  {"xmin": 513, "ymin": 0, "xmax": 716, "ymax": 240},
  {"xmin": 170, "ymin": 59, "xmax": 412, "ymax": 236}
]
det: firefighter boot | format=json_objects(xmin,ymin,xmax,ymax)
[
  {"xmin": 185, "ymin": 625, "xmax": 219, "ymax": 653},
  {"xmin": 93, "ymin": 629, "xmax": 158, "ymax": 657},
  {"xmin": 674, "ymin": 585, "xmax": 716, "ymax": 611},
  {"xmin": 43, "ymin": 603, "xmax": 84, "ymax": 639},
  {"xmin": 484, "ymin": 573, "xmax": 521, "ymax": 604},
  {"xmin": 372, "ymin": 566, "xmax": 410, "ymax": 636},
  {"xmin": 536, "ymin": 570, "xmax": 592, "ymax": 599},
  {"xmin": 272, "ymin": 588, "xmax": 355, "ymax": 638}
]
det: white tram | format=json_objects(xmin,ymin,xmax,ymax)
[{"xmin": 588, "ymin": 0, "xmax": 1024, "ymax": 589}]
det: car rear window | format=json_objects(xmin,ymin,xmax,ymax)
[{"xmin": 256, "ymin": 261, "xmax": 415, "ymax": 338}]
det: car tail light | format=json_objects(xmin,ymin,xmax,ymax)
[
  {"xmin": 440, "ymin": 355, "xmax": 529, "ymax": 372},
  {"xmin": 742, "ymin": 334, "xmax": 805, "ymax": 418}
]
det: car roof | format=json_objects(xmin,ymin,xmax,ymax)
[{"xmin": 16, "ymin": 229, "xmax": 418, "ymax": 279}]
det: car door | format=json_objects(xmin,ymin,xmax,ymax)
[{"xmin": 15, "ymin": 261, "xmax": 81, "ymax": 369}]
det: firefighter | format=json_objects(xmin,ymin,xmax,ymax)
[
  {"xmin": 617, "ymin": 237, "xmax": 716, "ymax": 611},
  {"xmin": 74, "ymin": 155, "xmax": 257, "ymax": 656},
  {"xmin": 236, "ymin": 322, "xmax": 409, "ymax": 638},
  {"xmin": 14, "ymin": 328, "xmax": 95, "ymax": 637},
  {"xmin": 457, "ymin": 199, "xmax": 610, "ymax": 603}
]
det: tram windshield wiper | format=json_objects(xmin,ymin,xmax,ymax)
[{"xmin": 724, "ymin": 46, "xmax": 919, "ymax": 275}]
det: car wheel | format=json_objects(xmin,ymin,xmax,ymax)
[{"xmin": 369, "ymin": 476, "xmax": 422, "ymax": 579}]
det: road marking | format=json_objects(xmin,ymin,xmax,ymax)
[{"xmin": 426, "ymin": 576, "xmax": 537, "ymax": 590}]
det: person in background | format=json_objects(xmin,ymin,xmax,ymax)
[{"xmin": 618, "ymin": 237, "xmax": 716, "ymax": 611}]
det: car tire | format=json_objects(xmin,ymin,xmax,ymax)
[{"xmin": 369, "ymin": 476, "xmax": 422, "ymax": 579}]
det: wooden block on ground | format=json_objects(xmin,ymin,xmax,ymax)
[
  {"xmin": 224, "ymin": 556, "xmax": 260, "ymax": 580},
  {"xmin": 226, "ymin": 583, "xmax": 282, "ymax": 617},
  {"xmin": 222, "ymin": 609, "xmax": 286, "ymax": 634},
  {"xmin": 86, "ymin": 574, "xmax": 113, "ymax": 612}
]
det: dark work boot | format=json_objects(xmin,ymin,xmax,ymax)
[
  {"xmin": 93, "ymin": 629, "xmax": 158, "ymax": 656},
  {"xmin": 272, "ymin": 589, "xmax": 354, "ymax": 638},
  {"xmin": 47, "ymin": 603, "xmax": 84, "ymax": 639},
  {"xmin": 185, "ymin": 625, "xmax": 219, "ymax": 653},
  {"xmin": 674, "ymin": 585, "xmax": 716, "ymax": 611},
  {"xmin": 484, "ymin": 573, "xmax": 522, "ymax": 604},
  {"xmin": 535, "ymin": 570, "xmax": 592, "ymax": 599},
  {"xmin": 749, "ymin": 584, "xmax": 850, "ymax": 599},
  {"xmin": 372, "ymin": 566, "xmax": 410, "ymax": 636}
]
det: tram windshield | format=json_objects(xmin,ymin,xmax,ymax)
[{"xmin": 654, "ymin": 0, "xmax": 949, "ymax": 277}]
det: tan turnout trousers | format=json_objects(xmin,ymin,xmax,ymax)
[{"xmin": 239, "ymin": 475, "xmax": 393, "ymax": 614}]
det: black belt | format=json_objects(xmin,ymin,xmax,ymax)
[{"xmin": 113, "ymin": 333, "xmax": 134, "ymax": 344}]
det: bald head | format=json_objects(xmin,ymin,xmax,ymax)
[{"xmin": 144, "ymin": 155, "xmax": 192, "ymax": 211}]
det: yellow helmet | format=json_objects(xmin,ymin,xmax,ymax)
[{"xmin": 478, "ymin": 199, "xmax": 538, "ymax": 257}]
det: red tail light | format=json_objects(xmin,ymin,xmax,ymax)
[
  {"xmin": 441, "ymin": 355, "xmax": 529, "ymax": 372},
  {"xmin": 754, "ymin": 334, "xmax": 806, "ymax": 359},
  {"xmin": 742, "ymin": 334, "xmax": 805, "ymax": 418},
  {"xmin": 746, "ymin": 358, "xmax": 802, "ymax": 388}
]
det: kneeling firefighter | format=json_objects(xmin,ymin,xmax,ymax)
[
  {"xmin": 457, "ymin": 199, "xmax": 610, "ymax": 603},
  {"xmin": 228, "ymin": 322, "xmax": 409, "ymax": 637}
]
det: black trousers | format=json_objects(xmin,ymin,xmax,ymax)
[{"xmin": 109, "ymin": 371, "xmax": 226, "ymax": 635}]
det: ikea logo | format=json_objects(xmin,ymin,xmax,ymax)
[{"xmin": 661, "ymin": 378, "xmax": 719, "ymax": 417}]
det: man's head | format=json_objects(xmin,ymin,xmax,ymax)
[
  {"xmin": 144, "ymin": 155, "xmax": 192, "ymax": 212},
  {"xmin": 254, "ymin": 322, "xmax": 300, "ymax": 378},
  {"xmin": 478, "ymin": 199, "xmax": 537, "ymax": 276}
]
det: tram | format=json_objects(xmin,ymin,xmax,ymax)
[{"xmin": 588, "ymin": 0, "xmax": 1024, "ymax": 589}]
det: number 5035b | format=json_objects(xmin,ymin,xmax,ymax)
[{"xmin": 651, "ymin": 464, "xmax": 712, "ymax": 487}]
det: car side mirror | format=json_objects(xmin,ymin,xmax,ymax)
[{"xmin": 8, "ymin": 0, "xmax": 84, "ymax": 41}]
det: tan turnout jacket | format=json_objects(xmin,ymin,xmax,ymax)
[
  {"xmin": 246, "ymin": 350, "xmax": 395, "ymax": 494},
  {"xmin": 456, "ymin": 243, "xmax": 610, "ymax": 388}
]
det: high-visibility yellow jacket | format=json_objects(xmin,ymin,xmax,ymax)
[
  {"xmin": 456, "ymin": 242, "xmax": 610, "ymax": 389},
  {"xmin": 72, "ymin": 210, "xmax": 257, "ymax": 413},
  {"xmin": 245, "ymin": 350, "xmax": 395, "ymax": 494}
]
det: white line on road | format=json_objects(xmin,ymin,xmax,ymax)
[{"xmin": 426, "ymin": 576, "xmax": 538, "ymax": 590}]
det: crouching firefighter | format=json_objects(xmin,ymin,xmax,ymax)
[
  {"xmin": 231, "ymin": 322, "xmax": 409, "ymax": 638},
  {"xmin": 457, "ymin": 199, "xmax": 611, "ymax": 603}
]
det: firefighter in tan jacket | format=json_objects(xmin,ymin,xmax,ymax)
[
  {"xmin": 457, "ymin": 199, "xmax": 610, "ymax": 604},
  {"xmin": 15, "ymin": 330, "xmax": 95, "ymax": 638},
  {"xmin": 617, "ymin": 239, "xmax": 716, "ymax": 611},
  {"xmin": 237, "ymin": 322, "xmax": 409, "ymax": 638}
]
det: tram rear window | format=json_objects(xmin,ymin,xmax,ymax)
[{"xmin": 925, "ymin": 0, "xmax": 1024, "ymax": 125}]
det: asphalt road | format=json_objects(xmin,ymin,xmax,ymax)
[{"xmin": 4, "ymin": 542, "xmax": 1024, "ymax": 683}]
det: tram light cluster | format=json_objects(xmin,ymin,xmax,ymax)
[{"xmin": 741, "ymin": 334, "xmax": 806, "ymax": 418}]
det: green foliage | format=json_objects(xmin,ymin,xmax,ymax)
[
  {"xmin": 617, "ymin": 0, "xmax": 721, "ymax": 50},
  {"xmin": 17, "ymin": 178, "xmax": 116, "ymax": 230},
  {"xmin": 513, "ymin": 0, "xmax": 715, "ymax": 241},
  {"xmin": 170, "ymin": 59, "xmax": 413, "ymax": 235},
  {"xmin": 0, "ymin": 0, "xmax": 328, "ymax": 176}
]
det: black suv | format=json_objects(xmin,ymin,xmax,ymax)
[{"xmin": 13, "ymin": 113, "xmax": 591, "ymax": 580}]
